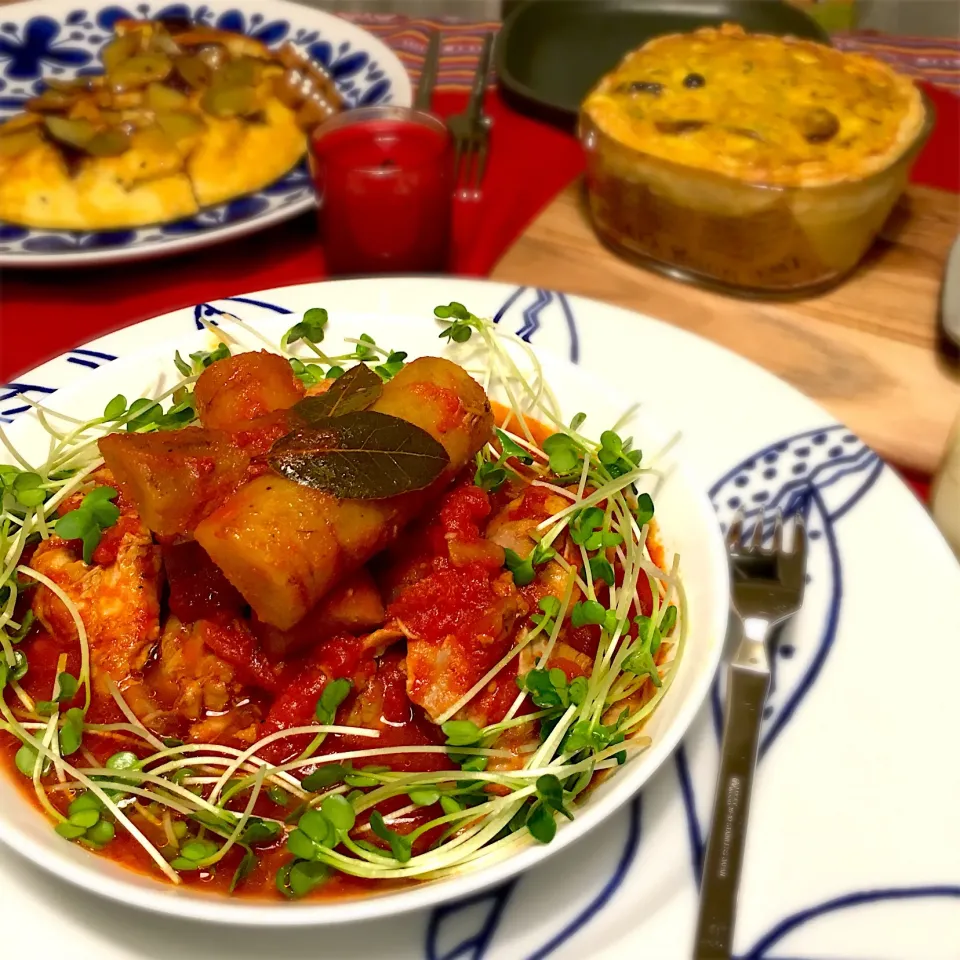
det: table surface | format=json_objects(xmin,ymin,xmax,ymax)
[{"xmin": 492, "ymin": 180, "xmax": 960, "ymax": 475}]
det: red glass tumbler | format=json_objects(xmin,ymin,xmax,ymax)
[{"xmin": 309, "ymin": 106, "xmax": 454, "ymax": 276}]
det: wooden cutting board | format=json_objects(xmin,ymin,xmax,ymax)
[{"xmin": 492, "ymin": 179, "xmax": 960, "ymax": 475}]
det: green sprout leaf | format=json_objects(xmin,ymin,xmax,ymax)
[
  {"xmin": 542, "ymin": 433, "xmax": 582, "ymax": 477},
  {"xmin": 229, "ymin": 847, "xmax": 258, "ymax": 893},
  {"xmin": 435, "ymin": 302, "xmax": 481, "ymax": 344},
  {"xmin": 504, "ymin": 541, "xmax": 555, "ymax": 587},
  {"xmin": 527, "ymin": 803, "xmax": 557, "ymax": 844},
  {"xmin": 530, "ymin": 595, "xmax": 561, "ymax": 633},
  {"xmin": 55, "ymin": 486, "xmax": 121, "ymax": 564},
  {"xmin": 369, "ymin": 810, "xmax": 412, "ymax": 863},
  {"xmin": 238, "ymin": 817, "xmax": 282, "ymax": 846},
  {"xmin": 15, "ymin": 743, "xmax": 42, "ymax": 777},
  {"xmin": 315, "ymin": 678, "xmax": 352, "ymax": 725},
  {"xmin": 103, "ymin": 394, "xmax": 128, "ymax": 420},
  {"xmin": 440, "ymin": 795, "xmax": 463, "ymax": 816},
  {"xmin": 584, "ymin": 555, "xmax": 616, "ymax": 587},
  {"xmin": 267, "ymin": 786, "xmax": 289, "ymax": 807},
  {"xmin": 288, "ymin": 859, "xmax": 330, "ymax": 898},
  {"xmin": 85, "ymin": 820, "xmax": 116, "ymax": 846},
  {"xmin": 474, "ymin": 459, "xmax": 507, "ymax": 493},
  {"xmin": 635, "ymin": 493, "xmax": 655, "ymax": 527},
  {"xmin": 7, "ymin": 610, "xmax": 34, "ymax": 644},
  {"xmin": 570, "ymin": 600, "xmax": 606, "ymax": 629},
  {"xmin": 286, "ymin": 827, "xmax": 320, "ymax": 861},
  {"xmin": 282, "ymin": 308, "xmax": 328, "ymax": 349},
  {"xmin": 408, "ymin": 788, "xmax": 440, "ymax": 807},
  {"xmin": 13, "ymin": 472, "xmax": 47, "ymax": 508},
  {"xmin": 570, "ymin": 506, "xmax": 604, "ymax": 546},
  {"xmin": 59, "ymin": 707, "xmax": 84, "ymax": 756},
  {"xmin": 373, "ymin": 351, "xmax": 408, "ymax": 381},
  {"xmin": 301, "ymin": 763, "xmax": 348, "ymax": 792},
  {"xmin": 320, "ymin": 794, "xmax": 356, "ymax": 834},
  {"xmin": 536, "ymin": 774, "xmax": 575, "ymax": 821},
  {"xmin": 442, "ymin": 719, "xmax": 482, "ymax": 747},
  {"xmin": 495, "ymin": 429, "xmax": 533, "ymax": 466}
]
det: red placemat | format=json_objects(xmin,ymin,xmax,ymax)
[{"xmin": 1, "ymin": 70, "xmax": 958, "ymax": 399}]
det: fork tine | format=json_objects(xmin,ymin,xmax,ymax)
[
  {"xmin": 771, "ymin": 509, "xmax": 784, "ymax": 555},
  {"xmin": 464, "ymin": 141, "xmax": 479, "ymax": 195},
  {"xmin": 775, "ymin": 510, "xmax": 808, "ymax": 596},
  {"xmin": 474, "ymin": 135, "xmax": 489, "ymax": 191},
  {"xmin": 750, "ymin": 509, "xmax": 765, "ymax": 550},
  {"xmin": 452, "ymin": 137, "xmax": 464, "ymax": 190},
  {"xmin": 726, "ymin": 509, "xmax": 744, "ymax": 548},
  {"xmin": 791, "ymin": 510, "xmax": 806, "ymax": 557}
]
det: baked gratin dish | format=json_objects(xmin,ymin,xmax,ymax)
[
  {"xmin": 579, "ymin": 24, "xmax": 930, "ymax": 295},
  {"xmin": 0, "ymin": 18, "xmax": 343, "ymax": 231}
]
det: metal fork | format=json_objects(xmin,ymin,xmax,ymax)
[
  {"xmin": 693, "ymin": 509, "xmax": 808, "ymax": 960},
  {"xmin": 447, "ymin": 32, "xmax": 493, "ymax": 196}
]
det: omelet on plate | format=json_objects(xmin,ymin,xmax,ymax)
[{"xmin": 0, "ymin": 18, "xmax": 343, "ymax": 230}]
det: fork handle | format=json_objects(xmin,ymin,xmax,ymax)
[
  {"xmin": 467, "ymin": 33, "xmax": 494, "ymax": 124},
  {"xmin": 693, "ymin": 660, "xmax": 771, "ymax": 960}
]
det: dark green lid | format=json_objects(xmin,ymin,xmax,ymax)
[{"xmin": 497, "ymin": 0, "xmax": 829, "ymax": 128}]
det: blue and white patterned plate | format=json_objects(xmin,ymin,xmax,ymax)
[
  {"xmin": 2, "ymin": 278, "xmax": 960, "ymax": 957},
  {"xmin": 0, "ymin": 0, "xmax": 411, "ymax": 268}
]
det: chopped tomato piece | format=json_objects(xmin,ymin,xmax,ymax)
[
  {"xmin": 196, "ymin": 620, "xmax": 282, "ymax": 693},
  {"xmin": 163, "ymin": 540, "xmax": 246, "ymax": 626}
]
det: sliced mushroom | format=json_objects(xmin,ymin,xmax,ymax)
[
  {"xmin": 201, "ymin": 82, "xmax": 258, "ymax": 118},
  {"xmin": 43, "ymin": 115, "xmax": 97, "ymax": 151},
  {"xmin": 109, "ymin": 53, "xmax": 173, "ymax": 92},
  {"xmin": 155, "ymin": 110, "xmax": 206, "ymax": 140},
  {"xmin": 102, "ymin": 30, "xmax": 143, "ymax": 73},
  {"xmin": 219, "ymin": 56, "xmax": 264, "ymax": 87},
  {"xmin": 173, "ymin": 54, "xmax": 212, "ymax": 91},
  {"xmin": 85, "ymin": 127, "xmax": 131, "ymax": 157},
  {"xmin": 145, "ymin": 81, "xmax": 190, "ymax": 111}
]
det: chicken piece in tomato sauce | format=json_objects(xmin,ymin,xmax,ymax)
[{"xmin": 30, "ymin": 473, "xmax": 163, "ymax": 701}]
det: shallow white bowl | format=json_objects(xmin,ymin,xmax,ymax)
[{"xmin": 0, "ymin": 294, "xmax": 729, "ymax": 925}]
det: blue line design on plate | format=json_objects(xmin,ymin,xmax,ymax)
[
  {"xmin": 71, "ymin": 347, "xmax": 117, "ymax": 361},
  {"xmin": 492, "ymin": 286, "xmax": 526, "ymax": 324},
  {"xmin": 1, "ymin": 381, "xmax": 56, "ymax": 423},
  {"xmin": 491, "ymin": 286, "xmax": 579, "ymax": 364},
  {"xmin": 525, "ymin": 795, "xmax": 643, "ymax": 960},
  {"xmin": 738, "ymin": 885, "xmax": 960, "ymax": 959},
  {"xmin": 193, "ymin": 295, "xmax": 293, "ymax": 329},
  {"xmin": 425, "ymin": 880, "xmax": 518, "ymax": 960},
  {"xmin": 516, "ymin": 288, "xmax": 551, "ymax": 342},
  {"xmin": 556, "ymin": 292, "xmax": 579, "ymax": 365},
  {"xmin": 66, "ymin": 356, "xmax": 99, "ymax": 369},
  {"xmin": 674, "ymin": 745, "xmax": 705, "ymax": 884}
]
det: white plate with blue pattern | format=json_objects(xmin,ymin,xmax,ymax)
[
  {"xmin": 0, "ymin": 0, "xmax": 411, "ymax": 269},
  {"xmin": 2, "ymin": 278, "xmax": 959, "ymax": 957}
]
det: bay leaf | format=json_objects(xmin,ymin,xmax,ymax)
[
  {"xmin": 268, "ymin": 410, "xmax": 450, "ymax": 499},
  {"xmin": 291, "ymin": 363, "xmax": 383, "ymax": 424}
]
